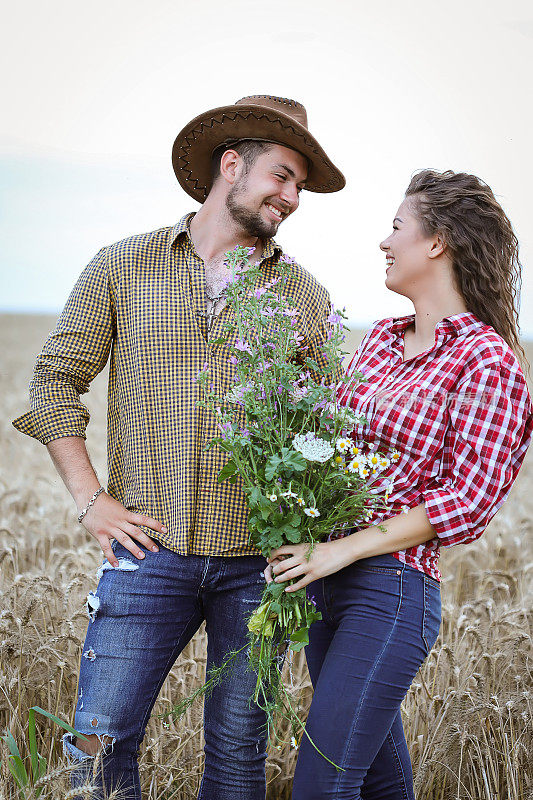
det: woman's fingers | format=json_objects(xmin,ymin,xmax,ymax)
[
  {"xmin": 284, "ymin": 575, "xmax": 312, "ymax": 592},
  {"xmin": 273, "ymin": 564, "xmax": 307, "ymax": 583},
  {"xmin": 272, "ymin": 555, "xmax": 301, "ymax": 575},
  {"xmin": 269, "ymin": 546, "xmax": 297, "ymax": 561},
  {"xmin": 263, "ymin": 564, "xmax": 274, "ymax": 583}
]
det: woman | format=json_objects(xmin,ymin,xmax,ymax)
[{"xmin": 265, "ymin": 169, "xmax": 533, "ymax": 799}]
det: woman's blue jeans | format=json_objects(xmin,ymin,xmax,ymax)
[
  {"xmin": 292, "ymin": 553, "xmax": 441, "ymax": 800},
  {"xmin": 62, "ymin": 541, "xmax": 269, "ymax": 800}
]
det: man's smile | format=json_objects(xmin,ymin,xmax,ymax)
[{"xmin": 265, "ymin": 202, "xmax": 285, "ymax": 221}]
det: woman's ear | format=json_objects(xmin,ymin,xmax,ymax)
[{"xmin": 428, "ymin": 233, "xmax": 446, "ymax": 259}]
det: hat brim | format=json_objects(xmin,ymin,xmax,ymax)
[{"xmin": 172, "ymin": 103, "xmax": 346, "ymax": 203}]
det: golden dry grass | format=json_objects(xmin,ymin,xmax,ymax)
[{"xmin": 1, "ymin": 315, "xmax": 532, "ymax": 799}]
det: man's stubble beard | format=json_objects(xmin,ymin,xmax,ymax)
[{"xmin": 225, "ymin": 178, "xmax": 278, "ymax": 240}]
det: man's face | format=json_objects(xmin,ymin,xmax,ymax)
[{"xmin": 225, "ymin": 144, "xmax": 308, "ymax": 239}]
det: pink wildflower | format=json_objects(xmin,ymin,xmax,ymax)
[{"xmin": 235, "ymin": 339, "xmax": 252, "ymax": 354}]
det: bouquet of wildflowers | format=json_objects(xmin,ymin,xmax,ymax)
[{"xmin": 169, "ymin": 247, "xmax": 398, "ymax": 762}]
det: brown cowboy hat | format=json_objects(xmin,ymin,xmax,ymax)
[{"xmin": 172, "ymin": 94, "xmax": 346, "ymax": 203}]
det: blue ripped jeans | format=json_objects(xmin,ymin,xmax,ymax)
[
  {"xmin": 292, "ymin": 553, "xmax": 441, "ymax": 800},
  {"xmin": 63, "ymin": 541, "xmax": 269, "ymax": 800}
]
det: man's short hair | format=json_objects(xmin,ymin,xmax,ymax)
[{"xmin": 210, "ymin": 140, "xmax": 274, "ymax": 187}]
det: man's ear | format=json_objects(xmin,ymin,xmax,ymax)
[
  {"xmin": 219, "ymin": 149, "xmax": 242, "ymax": 187},
  {"xmin": 428, "ymin": 233, "xmax": 446, "ymax": 259}
]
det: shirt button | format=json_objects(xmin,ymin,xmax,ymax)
[{"xmin": 396, "ymin": 570, "xmax": 401, "ymax": 575}]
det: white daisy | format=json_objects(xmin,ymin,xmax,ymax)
[
  {"xmin": 335, "ymin": 438, "xmax": 352, "ymax": 453},
  {"xmin": 304, "ymin": 507, "xmax": 320, "ymax": 518}
]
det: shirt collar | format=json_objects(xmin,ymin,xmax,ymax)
[
  {"xmin": 390, "ymin": 311, "xmax": 482, "ymax": 341},
  {"xmin": 170, "ymin": 212, "xmax": 283, "ymax": 262}
]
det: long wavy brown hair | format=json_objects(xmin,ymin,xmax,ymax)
[{"xmin": 405, "ymin": 169, "xmax": 527, "ymax": 367}]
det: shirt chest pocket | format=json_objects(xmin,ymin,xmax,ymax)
[{"xmin": 367, "ymin": 384, "xmax": 449, "ymax": 460}]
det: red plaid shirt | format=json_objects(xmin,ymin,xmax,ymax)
[{"xmin": 337, "ymin": 313, "xmax": 533, "ymax": 581}]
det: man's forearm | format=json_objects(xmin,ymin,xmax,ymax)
[{"xmin": 46, "ymin": 436, "xmax": 102, "ymax": 512}]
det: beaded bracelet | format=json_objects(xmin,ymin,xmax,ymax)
[{"xmin": 77, "ymin": 487, "xmax": 105, "ymax": 524}]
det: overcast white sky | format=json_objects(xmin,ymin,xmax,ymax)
[{"xmin": 1, "ymin": 0, "xmax": 533, "ymax": 335}]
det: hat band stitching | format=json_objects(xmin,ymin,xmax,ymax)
[{"xmin": 175, "ymin": 109, "xmax": 341, "ymax": 197}]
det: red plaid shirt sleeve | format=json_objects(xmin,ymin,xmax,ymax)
[{"xmin": 423, "ymin": 356, "xmax": 533, "ymax": 547}]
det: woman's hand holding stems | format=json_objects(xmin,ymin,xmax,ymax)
[{"xmin": 264, "ymin": 504, "xmax": 436, "ymax": 590}]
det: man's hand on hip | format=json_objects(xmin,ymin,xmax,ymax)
[
  {"xmin": 46, "ymin": 436, "xmax": 165, "ymax": 567},
  {"xmin": 81, "ymin": 492, "xmax": 164, "ymax": 567}
]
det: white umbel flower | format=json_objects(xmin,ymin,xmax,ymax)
[{"xmin": 293, "ymin": 432, "xmax": 334, "ymax": 463}]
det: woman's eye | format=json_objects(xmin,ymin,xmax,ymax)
[
  {"xmin": 275, "ymin": 173, "xmax": 287, "ymax": 180},
  {"xmin": 392, "ymin": 225, "xmax": 399, "ymax": 231}
]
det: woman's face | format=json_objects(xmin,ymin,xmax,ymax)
[{"xmin": 379, "ymin": 197, "xmax": 437, "ymax": 299}]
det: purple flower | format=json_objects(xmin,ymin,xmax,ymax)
[
  {"xmin": 280, "ymin": 253, "xmax": 298, "ymax": 265},
  {"xmin": 327, "ymin": 311, "xmax": 343, "ymax": 326},
  {"xmin": 228, "ymin": 355, "xmax": 239, "ymax": 365},
  {"xmin": 254, "ymin": 287, "xmax": 267, "ymax": 299},
  {"xmin": 235, "ymin": 339, "xmax": 252, "ymax": 354},
  {"xmin": 277, "ymin": 385, "xmax": 284, "ymax": 394}
]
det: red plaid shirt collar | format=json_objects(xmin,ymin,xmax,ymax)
[{"xmin": 388, "ymin": 311, "xmax": 481, "ymax": 339}]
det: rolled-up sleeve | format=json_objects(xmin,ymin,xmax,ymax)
[
  {"xmin": 423, "ymin": 360, "xmax": 533, "ymax": 547},
  {"xmin": 12, "ymin": 247, "xmax": 114, "ymax": 444}
]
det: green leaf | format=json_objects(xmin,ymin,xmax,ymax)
[
  {"xmin": 265, "ymin": 455, "xmax": 282, "ymax": 481},
  {"xmin": 284, "ymin": 451, "xmax": 307, "ymax": 472},
  {"xmin": 283, "ymin": 526, "xmax": 302, "ymax": 543},
  {"xmin": 289, "ymin": 626, "xmax": 310, "ymax": 652},
  {"xmin": 28, "ymin": 708, "xmax": 38, "ymax": 783},
  {"xmin": 30, "ymin": 707, "xmax": 88, "ymax": 740},
  {"xmin": 37, "ymin": 754, "xmax": 47, "ymax": 778},
  {"xmin": 7, "ymin": 754, "xmax": 28, "ymax": 788},
  {"xmin": 2, "ymin": 729, "xmax": 22, "ymax": 759},
  {"xmin": 264, "ymin": 581, "xmax": 286, "ymax": 599},
  {"xmin": 247, "ymin": 486, "xmax": 262, "ymax": 508},
  {"xmin": 218, "ymin": 460, "xmax": 238, "ymax": 483}
]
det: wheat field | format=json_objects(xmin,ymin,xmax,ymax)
[{"xmin": 1, "ymin": 314, "xmax": 532, "ymax": 800}]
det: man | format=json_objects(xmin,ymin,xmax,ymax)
[{"xmin": 13, "ymin": 94, "xmax": 345, "ymax": 799}]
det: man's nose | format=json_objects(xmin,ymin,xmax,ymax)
[{"xmin": 280, "ymin": 184, "xmax": 299, "ymax": 210}]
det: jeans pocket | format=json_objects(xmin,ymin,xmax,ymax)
[{"xmin": 422, "ymin": 577, "xmax": 441, "ymax": 655}]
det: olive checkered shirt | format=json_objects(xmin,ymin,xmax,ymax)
[{"xmin": 13, "ymin": 213, "xmax": 338, "ymax": 556}]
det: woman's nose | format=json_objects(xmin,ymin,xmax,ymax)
[{"xmin": 379, "ymin": 240, "xmax": 389, "ymax": 252}]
